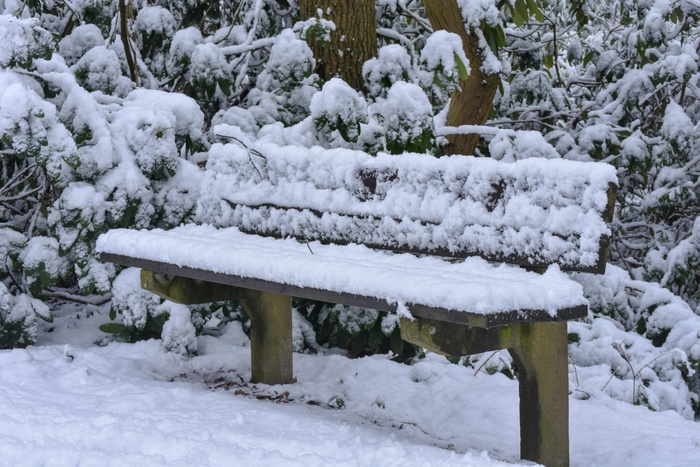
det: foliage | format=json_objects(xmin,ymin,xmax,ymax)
[
  {"xmin": 295, "ymin": 299, "xmax": 421, "ymax": 361},
  {"xmin": 1, "ymin": 0, "xmax": 700, "ymax": 418},
  {"xmin": 0, "ymin": 11, "xmax": 204, "ymax": 348}
]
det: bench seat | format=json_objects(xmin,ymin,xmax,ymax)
[{"xmin": 97, "ymin": 224, "xmax": 587, "ymax": 328}]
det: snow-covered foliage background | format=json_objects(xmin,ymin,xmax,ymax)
[{"xmin": 1, "ymin": 0, "xmax": 700, "ymax": 421}]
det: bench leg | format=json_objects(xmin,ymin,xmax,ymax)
[
  {"xmin": 508, "ymin": 321, "xmax": 569, "ymax": 467},
  {"xmin": 240, "ymin": 290, "xmax": 294, "ymax": 385}
]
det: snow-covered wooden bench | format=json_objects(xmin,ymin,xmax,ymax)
[{"xmin": 97, "ymin": 141, "xmax": 617, "ymax": 467}]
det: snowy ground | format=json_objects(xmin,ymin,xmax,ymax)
[{"xmin": 1, "ymin": 303, "xmax": 699, "ymax": 466}]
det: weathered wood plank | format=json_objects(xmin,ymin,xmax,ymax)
[
  {"xmin": 509, "ymin": 322, "xmax": 570, "ymax": 467},
  {"xmin": 102, "ymin": 252, "xmax": 587, "ymax": 329},
  {"xmin": 241, "ymin": 290, "xmax": 294, "ymax": 385},
  {"xmin": 141, "ymin": 270, "xmax": 246, "ymax": 304},
  {"xmin": 402, "ymin": 317, "xmax": 571, "ymax": 467}
]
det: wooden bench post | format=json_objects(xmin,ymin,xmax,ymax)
[
  {"xmin": 509, "ymin": 321, "xmax": 569, "ymax": 467},
  {"xmin": 240, "ymin": 290, "xmax": 294, "ymax": 385},
  {"xmin": 400, "ymin": 317, "xmax": 570, "ymax": 466}
]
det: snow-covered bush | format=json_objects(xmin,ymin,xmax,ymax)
[
  {"xmin": 160, "ymin": 302, "xmax": 198, "ymax": 356},
  {"xmin": 363, "ymin": 44, "xmax": 412, "ymax": 100},
  {"xmin": 418, "ymin": 30, "xmax": 469, "ymax": 106},
  {"xmin": 58, "ymin": 24, "xmax": 104, "ymax": 67},
  {"xmin": 0, "ymin": 15, "xmax": 54, "ymax": 68},
  {"xmin": 378, "ymin": 81, "xmax": 435, "ymax": 154},
  {"xmin": 135, "ymin": 5, "xmax": 176, "ymax": 75},
  {"xmin": 105, "ymin": 268, "xmax": 163, "ymax": 339},
  {"xmin": 245, "ymin": 28, "xmax": 319, "ymax": 127},
  {"xmin": 310, "ymin": 78, "xmax": 369, "ymax": 147},
  {"xmin": 0, "ymin": 12, "xmax": 205, "ymax": 348},
  {"xmin": 72, "ymin": 46, "xmax": 127, "ymax": 95},
  {"xmin": 295, "ymin": 300, "xmax": 416, "ymax": 360},
  {"xmin": 571, "ymin": 265, "xmax": 700, "ymax": 417}
]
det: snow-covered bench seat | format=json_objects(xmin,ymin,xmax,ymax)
[{"xmin": 97, "ymin": 141, "xmax": 617, "ymax": 467}]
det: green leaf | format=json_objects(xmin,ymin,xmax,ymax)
[
  {"xmin": 670, "ymin": 7, "xmax": 683, "ymax": 23},
  {"xmin": 484, "ymin": 27, "xmax": 498, "ymax": 55},
  {"xmin": 0, "ymin": 321, "xmax": 24, "ymax": 349},
  {"xmin": 368, "ymin": 323, "xmax": 383, "ymax": 350},
  {"xmin": 514, "ymin": 0, "xmax": 528, "ymax": 26},
  {"xmin": 454, "ymin": 52, "xmax": 469, "ymax": 81},
  {"xmin": 38, "ymin": 264, "xmax": 52, "ymax": 287},
  {"xmin": 527, "ymin": 0, "xmax": 544, "ymax": 21},
  {"xmin": 118, "ymin": 201, "xmax": 139, "ymax": 228},
  {"xmin": 149, "ymin": 312, "xmax": 168, "ymax": 335},
  {"xmin": 543, "ymin": 54, "xmax": 553, "ymax": 69},
  {"xmin": 80, "ymin": 281, "xmax": 95, "ymax": 296},
  {"xmin": 335, "ymin": 326, "xmax": 351, "ymax": 349},
  {"xmin": 512, "ymin": 8, "xmax": 524, "ymax": 27},
  {"xmin": 218, "ymin": 78, "xmax": 232, "ymax": 96},
  {"xmin": 99, "ymin": 322, "xmax": 128, "ymax": 334},
  {"xmin": 389, "ymin": 328, "xmax": 404, "ymax": 355},
  {"xmin": 350, "ymin": 333, "xmax": 366, "ymax": 355},
  {"xmin": 74, "ymin": 126, "xmax": 93, "ymax": 146},
  {"xmin": 363, "ymin": 314, "xmax": 378, "ymax": 331},
  {"xmin": 495, "ymin": 25, "xmax": 506, "ymax": 49}
]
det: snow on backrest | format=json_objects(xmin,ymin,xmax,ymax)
[{"xmin": 196, "ymin": 141, "xmax": 617, "ymax": 273}]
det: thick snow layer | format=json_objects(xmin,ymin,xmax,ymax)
[
  {"xmin": 197, "ymin": 140, "xmax": 617, "ymax": 269},
  {"xmin": 421, "ymin": 30, "xmax": 469, "ymax": 79},
  {"xmin": 123, "ymin": 88, "xmax": 205, "ymax": 142},
  {"xmin": 1, "ymin": 305, "xmax": 699, "ymax": 466},
  {"xmin": 97, "ymin": 224, "xmax": 585, "ymax": 316}
]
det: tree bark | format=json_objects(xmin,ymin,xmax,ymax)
[
  {"xmin": 299, "ymin": 0, "xmax": 377, "ymax": 92},
  {"xmin": 424, "ymin": 0, "xmax": 500, "ymax": 156}
]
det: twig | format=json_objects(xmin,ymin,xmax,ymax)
[
  {"xmin": 473, "ymin": 350, "xmax": 499, "ymax": 376},
  {"xmin": 44, "ymin": 289, "xmax": 113, "ymax": 306},
  {"xmin": 215, "ymin": 1, "xmax": 245, "ymax": 44},
  {"xmin": 600, "ymin": 367, "xmax": 617, "ymax": 392},
  {"xmin": 119, "ymin": 0, "xmax": 140, "ymax": 85},
  {"xmin": 612, "ymin": 342, "xmax": 637, "ymax": 404},
  {"xmin": 396, "ymin": 0, "xmax": 433, "ymax": 34},
  {"xmin": 214, "ymin": 133, "xmax": 266, "ymax": 180},
  {"xmin": 550, "ymin": 2, "xmax": 564, "ymax": 87},
  {"xmin": 634, "ymin": 350, "xmax": 678, "ymax": 380},
  {"xmin": 4, "ymin": 267, "xmax": 25, "ymax": 293},
  {"xmin": 300, "ymin": 233, "xmax": 314, "ymax": 254}
]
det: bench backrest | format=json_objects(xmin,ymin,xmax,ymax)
[{"xmin": 196, "ymin": 140, "xmax": 617, "ymax": 274}]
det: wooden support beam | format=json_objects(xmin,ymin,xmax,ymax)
[
  {"xmin": 141, "ymin": 271, "xmax": 293, "ymax": 385},
  {"xmin": 399, "ymin": 316, "xmax": 520, "ymax": 356},
  {"xmin": 401, "ymin": 317, "xmax": 570, "ymax": 467},
  {"xmin": 508, "ymin": 321, "xmax": 569, "ymax": 467},
  {"xmin": 240, "ymin": 290, "xmax": 294, "ymax": 385},
  {"xmin": 141, "ymin": 270, "xmax": 245, "ymax": 304}
]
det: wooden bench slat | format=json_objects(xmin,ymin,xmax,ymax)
[
  {"xmin": 199, "ymin": 144, "xmax": 617, "ymax": 273},
  {"xmin": 101, "ymin": 251, "xmax": 587, "ymax": 329},
  {"xmin": 97, "ymin": 224, "xmax": 588, "ymax": 328}
]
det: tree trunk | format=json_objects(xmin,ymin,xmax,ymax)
[
  {"xmin": 299, "ymin": 0, "xmax": 377, "ymax": 92},
  {"xmin": 424, "ymin": 0, "xmax": 500, "ymax": 156}
]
